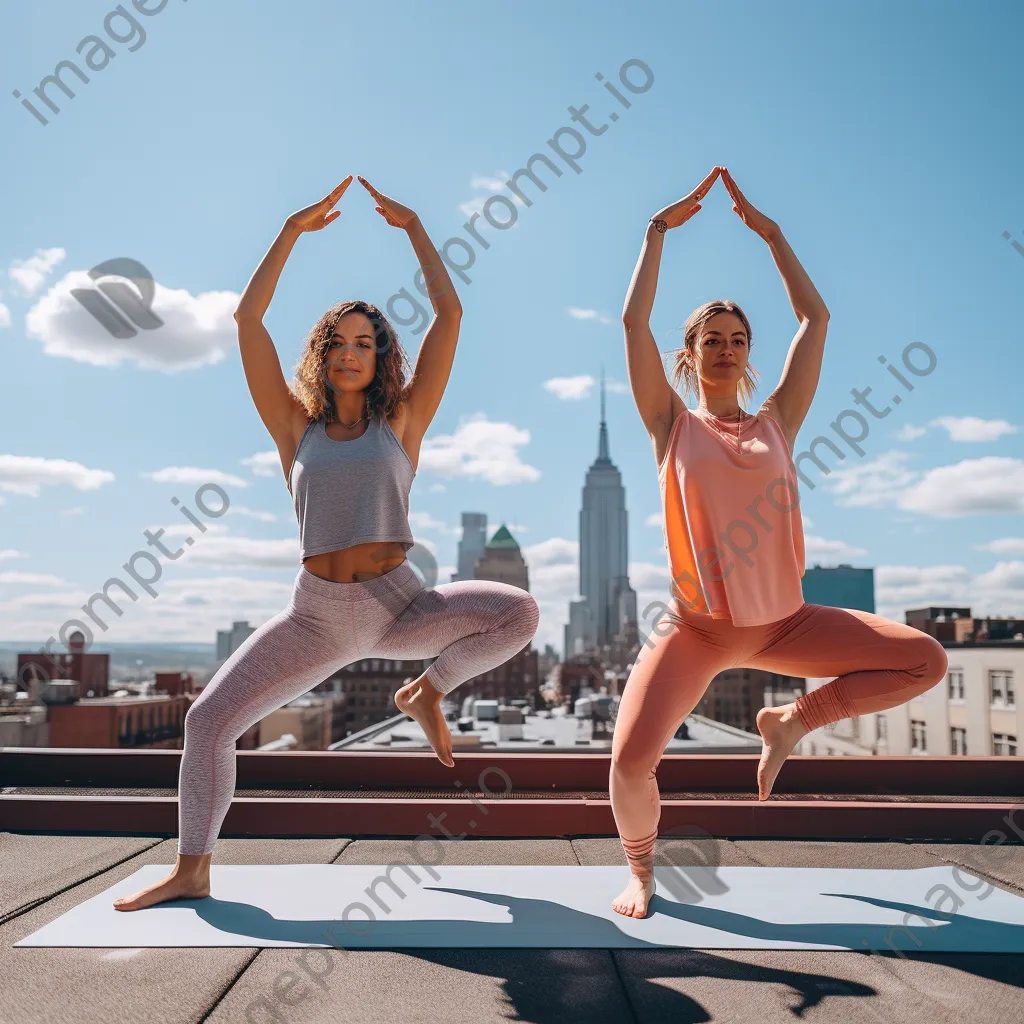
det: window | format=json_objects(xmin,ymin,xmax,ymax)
[
  {"xmin": 993, "ymin": 733, "xmax": 1018, "ymax": 756},
  {"xmin": 911, "ymin": 719, "xmax": 927, "ymax": 753},
  {"xmin": 948, "ymin": 669, "xmax": 965, "ymax": 701},
  {"xmin": 951, "ymin": 726, "xmax": 967, "ymax": 755},
  {"xmin": 876, "ymin": 715, "xmax": 888, "ymax": 741},
  {"xmin": 989, "ymin": 670, "xmax": 1015, "ymax": 708}
]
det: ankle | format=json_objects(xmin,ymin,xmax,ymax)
[{"xmin": 174, "ymin": 855, "xmax": 211, "ymax": 877}]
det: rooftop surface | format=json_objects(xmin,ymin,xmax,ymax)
[
  {"xmin": 2, "ymin": 749, "xmax": 1022, "ymax": 1022},
  {"xmin": 332, "ymin": 709, "xmax": 762, "ymax": 754},
  {"xmin": 2, "ymin": 832, "xmax": 1023, "ymax": 1023}
]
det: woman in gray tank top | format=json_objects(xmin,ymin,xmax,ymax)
[{"xmin": 114, "ymin": 176, "xmax": 540, "ymax": 912}]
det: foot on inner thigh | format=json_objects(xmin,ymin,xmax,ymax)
[
  {"xmin": 612, "ymin": 873, "xmax": 657, "ymax": 918},
  {"xmin": 395, "ymin": 675, "xmax": 454, "ymax": 767},
  {"xmin": 755, "ymin": 704, "xmax": 809, "ymax": 801},
  {"xmin": 113, "ymin": 858, "xmax": 211, "ymax": 911}
]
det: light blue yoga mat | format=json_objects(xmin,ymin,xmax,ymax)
[{"xmin": 15, "ymin": 864, "xmax": 1024, "ymax": 951}]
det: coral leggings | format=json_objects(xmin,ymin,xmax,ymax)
[{"xmin": 610, "ymin": 599, "xmax": 948, "ymax": 878}]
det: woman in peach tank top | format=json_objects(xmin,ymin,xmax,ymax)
[{"xmin": 611, "ymin": 166, "xmax": 947, "ymax": 919}]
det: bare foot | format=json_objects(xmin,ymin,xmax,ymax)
[
  {"xmin": 395, "ymin": 675, "xmax": 454, "ymax": 767},
  {"xmin": 612, "ymin": 874, "xmax": 657, "ymax": 918},
  {"xmin": 755, "ymin": 704, "xmax": 809, "ymax": 801},
  {"xmin": 113, "ymin": 867, "xmax": 210, "ymax": 911}
]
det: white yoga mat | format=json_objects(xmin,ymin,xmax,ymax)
[{"xmin": 15, "ymin": 864, "xmax": 1024, "ymax": 951}]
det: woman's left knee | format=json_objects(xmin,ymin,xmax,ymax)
[
  {"xmin": 912, "ymin": 634, "xmax": 948, "ymax": 690},
  {"xmin": 508, "ymin": 590, "xmax": 540, "ymax": 640}
]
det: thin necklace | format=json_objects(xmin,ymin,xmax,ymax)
[
  {"xmin": 699, "ymin": 406, "xmax": 749, "ymax": 454},
  {"xmin": 334, "ymin": 399, "xmax": 369, "ymax": 430}
]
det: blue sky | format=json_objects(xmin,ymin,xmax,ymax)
[{"xmin": 1, "ymin": 0, "xmax": 1022, "ymax": 656}]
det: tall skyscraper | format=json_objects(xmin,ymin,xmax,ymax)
[
  {"xmin": 566, "ymin": 371, "xmax": 637, "ymax": 655},
  {"xmin": 801, "ymin": 564, "xmax": 875, "ymax": 612},
  {"xmin": 451, "ymin": 512, "xmax": 488, "ymax": 583}
]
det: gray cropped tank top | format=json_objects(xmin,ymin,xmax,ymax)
[{"xmin": 287, "ymin": 413, "xmax": 416, "ymax": 560}]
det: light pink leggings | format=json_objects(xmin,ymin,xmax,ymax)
[
  {"xmin": 611, "ymin": 599, "xmax": 948, "ymax": 878},
  {"xmin": 177, "ymin": 560, "xmax": 539, "ymax": 855}
]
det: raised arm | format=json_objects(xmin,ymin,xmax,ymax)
[
  {"xmin": 233, "ymin": 177, "xmax": 353, "ymax": 447},
  {"xmin": 623, "ymin": 167, "xmax": 721, "ymax": 449},
  {"xmin": 357, "ymin": 176, "xmax": 462, "ymax": 442},
  {"xmin": 720, "ymin": 168, "xmax": 829, "ymax": 447}
]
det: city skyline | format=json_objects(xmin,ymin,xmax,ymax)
[{"xmin": 1, "ymin": 1, "xmax": 1022, "ymax": 658}]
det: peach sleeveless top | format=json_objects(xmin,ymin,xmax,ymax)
[{"xmin": 657, "ymin": 404, "xmax": 805, "ymax": 626}]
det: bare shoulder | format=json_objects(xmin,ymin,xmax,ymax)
[{"xmin": 757, "ymin": 395, "xmax": 796, "ymax": 456}]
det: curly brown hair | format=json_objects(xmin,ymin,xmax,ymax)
[
  {"xmin": 291, "ymin": 300, "xmax": 412, "ymax": 424},
  {"xmin": 668, "ymin": 299, "xmax": 760, "ymax": 408}
]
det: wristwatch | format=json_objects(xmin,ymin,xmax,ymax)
[{"xmin": 650, "ymin": 218, "xmax": 668, "ymax": 233}]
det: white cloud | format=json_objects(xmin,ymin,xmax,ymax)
[
  {"xmin": 61, "ymin": 506, "xmax": 86, "ymax": 516},
  {"xmin": 0, "ymin": 455, "xmax": 115, "ymax": 498},
  {"xmin": 544, "ymin": 375, "xmax": 594, "ymax": 400},
  {"xmin": 427, "ymin": 483, "xmax": 446, "ymax": 493},
  {"xmin": 825, "ymin": 451, "xmax": 1024, "ymax": 517},
  {"xmin": 0, "ymin": 573, "xmax": 300, "ymax": 646},
  {"xmin": 976, "ymin": 538, "xmax": 1024, "ymax": 556},
  {"xmin": 457, "ymin": 170, "xmax": 524, "ymax": 225},
  {"xmin": 9, "ymin": 247, "xmax": 65, "ymax": 294},
  {"xmin": 518, "ymin": 537, "xmax": 580, "ymax": 649},
  {"xmin": 874, "ymin": 562, "xmax": 1024, "ymax": 623},
  {"xmin": 419, "ymin": 413, "xmax": 540, "ymax": 485},
  {"xmin": 929, "ymin": 416, "xmax": 1018, "ymax": 442},
  {"xmin": 898, "ymin": 457, "xmax": 1024, "ymax": 517},
  {"xmin": 468, "ymin": 172, "xmax": 518, "ymax": 194},
  {"xmin": 545, "ymin": 373, "xmax": 629, "ymax": 401},
  {"xmin": 175, "ymin": 536, "xmax": 298, "ymax": 568},
  {"xmin": 242, "ymin": 451, "xmax": 281, "ymax": 478},
  {"xmin": 0, "ymin": 303, "xmax": 10, "ymax": 328},
  {"xmin": 824, "ymin": 450, "xmax": 918, "ymax": 508},
  {"xmin": 147, "ymin": 523, "xmax": 231, "ymax": 538},
  {"xmin": 143, "ymin": 467, "xmax": 250, "ymax": 488},
  {"xmin": 229, "ymin": 506, "xmax": 279, "ymax": 523},
  {"xmin": 142, "ymin": 523, "xmax": 295, "ymax": 567},
  {"xmin": 645, "ymin": 512, "xmax": 662, "ymax": 527},
  {"xmin": 803, "ymin": 535, "xmax": 869, "ymax": 563},
  {"xmin": 567, "ymin": 307, "xmax": 612, "ymax": 325},
  {"xmin": 874, "ymin": 563, "xmax": 973, "ymax": 619},
  {"xmin": 0, "ymin": 549, "xmax": 26, "ymax": 561},
  {"xmin": 0, "ymin": 571, "xmax": 67, "ymax": 586},
  {"xmin": 24, "ymin": 269, "xmax": 238, "ymax": 370},
  {"xmin": 408, "ymin": 510, "xmax": 461, "ymax": 537},
  {"xmin": 895, "ymin": 424, "xmax": 927, "ymax": 441}
]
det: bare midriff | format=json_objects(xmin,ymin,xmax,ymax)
[{"xmin": 302, "ymin": 541, "xmax": 408, "ymax": 583}]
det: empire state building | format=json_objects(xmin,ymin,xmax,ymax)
[{"xmin": 564, "ymin": 373, "xmax": 638, "ymax": 657}]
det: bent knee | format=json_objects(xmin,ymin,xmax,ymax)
[
  {"xmin": 508, "ymin": 591, "xmax": 540, "ymax": 639},
  {"xmin": 911, "ymin": 634, "xmax": 948, "ymax": 691}
]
